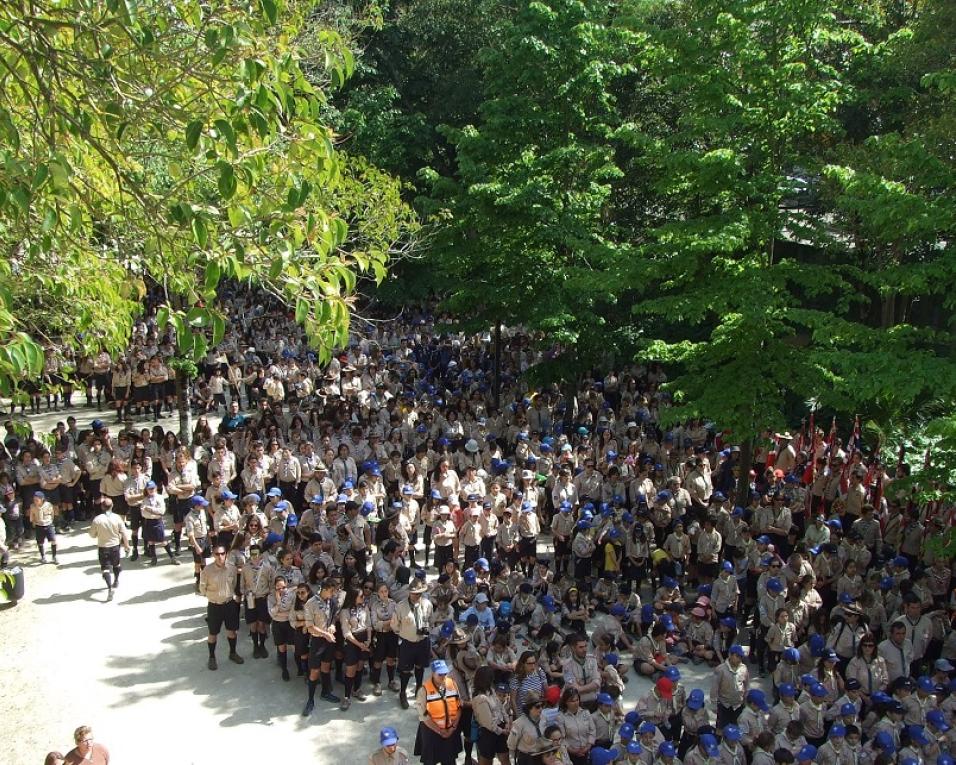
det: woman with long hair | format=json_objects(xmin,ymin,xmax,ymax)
[
  {"xmin": 507, "ymin": 692, "xmax": 546, "ymax": 765},
  {"xmin": 557, "ymin": 687, "xmax": 596, "ymax": 765},
  {"xmin": 289, "ymin": 580, "xmax": 313, "ymax": 677},
  {"xmin": 473, "ymin": 665, "xmax": 513, "ymax": 765},
  {"xmin": 511, "ymin": 650, "xmax": 549, "ymax": 715},
  {"xmin": 844, "ymin": 632, "xmax": 888, "ymax": 704},
  {"xmin": 339, "ymin": 585, "xmax": 372, "ymax": 710},
  {"xmin": 100, "ymin": 458, "xmax": 129, "ymax": 521},
  {"xmin": 268, "ymin": 574, "xmax": 296, "ymax": 681},
  {"xmin": 369, "ymin": 581, "xmax": 399, "ymax": 696}
]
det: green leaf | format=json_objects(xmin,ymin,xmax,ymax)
[
  {"xmin": 260, "ymin": 0, "xmax": 278, "ymax": 26},
  {"xmin": 185, "ymin": 120, "xmax": 203, "ymax": 150},
  {"xmin": 295, "ymin": 297, "xmax": 308, "ymax": 323},
  {"xmin": 204, "ymin": 261, "xmax": 221, "ymax": 290},
  {"xmin": 191, "ymin": 217, "xmax": 208, "ymax": 248},
  {"xmin": 214, "ymin": 119, "xmax": 236, "ymax": 151},
  {"xmin": 192, "ymin": 333, "xmax": 208, "ymax": 361},
  {"xmin": 217, "ymin": 163, "xmax": 236, "ymax": 200},
  {"xmin": 212, "ymin": 314, "xmax": 225, "ymax": 346},
  {"xmin": 156, "ymin": 306, "xmax": 170, "ymax": 330}
]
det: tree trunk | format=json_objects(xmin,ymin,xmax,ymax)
[
  {"xmin": 563, "ymin": 380, "xmax": 576, "ymax": 433},
  {"xmin": 175, "ymin": 371, "xmax": 192, "ymax": 444},
  {"xmin": 735, "ymin": 437, "xmax": 754, "ymax": 507},
  {"xmin": 493, "ymin": 321, "xmax": 502, "ymax": 410},
  {"xmin": 880, "ymin": 291, "xmax": 896, "ymax": 328}
]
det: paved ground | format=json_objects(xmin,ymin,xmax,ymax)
[{"xmin": 1, "ymin": 403, "xmax": 764, "ymax": 765}]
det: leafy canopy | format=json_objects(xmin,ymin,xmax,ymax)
[{"xmin": 0, "ymin": 0, "xmax": 415, "ymax": 390}]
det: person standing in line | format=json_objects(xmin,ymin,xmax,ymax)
[
  {"xmin": 29, "ymin": 490, "xmax": 58, "ymax": 564},
  {"xmin": 241, "ymin": 541, "xmax": 275, "ymax": 659},
  {"xmin": 198, "ymin": 543, "xmax": 245, "ymax": 670},
  {"xmin": 123, "ymin": 459, "xmax": 149, "ymax": 561},
  {"xmin": 392, "ymin": 578, "xmax": 435, "ymax": 709},
  {"xmin": 268, "ymin": 574, "xmax": 296, "ymax": 681},
  {"xmin": 140, "ymin": 481, "xmax": 180, "ymax": 566},
  {"xmin": 63, "ymin": 725, "xmax": 109, "ymax": 765},
  {"xmin": 414, "ymin": 659, "xmax": 463, "ymax": 765},
  {"xmin": 88, "ymin": 497, "xmax": 130, "ymax": 597},
  {"xmin": 185, "ymin": 495, "xmax": 211, "ymax": 592},
  {"xmin": 303, "ymin": 577, "xmax": 341, "ymax": 715}
]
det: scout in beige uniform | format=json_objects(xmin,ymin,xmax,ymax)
[
  {"xmin": 303, "ymin": 578, "xmax": 341, "ymax": 714},
  {"xmin": 88, "ymin": 497, "xmax": 130, "ymax": 596},
  {"xmin": 29, "ymin": 490, "xmax": 57, "ymax": 564},
  {"xmin": 198, "ymin": 542, "xmax": 244, "ymax": 670}
]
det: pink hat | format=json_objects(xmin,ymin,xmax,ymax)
[{"xmin": 691, "ymin": 607, "xmax": 707, "ymax": 618}]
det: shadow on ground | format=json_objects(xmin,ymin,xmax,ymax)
[{"xmin": 101, "ymin": 599, "xmax": 427, "ymax": 758}]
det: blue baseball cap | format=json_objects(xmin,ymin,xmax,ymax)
[
  {"xmin": 779, "ymin": 683, "xmax": 796, "ymax": 697},
  {"xmin": 266, "ymin": 487, "xmax": 283, "ymax": 497},
  {"xmin": 687, "ymin": 689, "xmax": 705, "ymax": 709},
  {"xmin": 747, "ymin": 689, "xmax": 769, "ymax": 710},
  {"xmin": 724, "ymin": 725, "xmax": 742, "ymax": 741},
  {"xmin": 797, "ymin": 746, "xmax": 817, "ymax": 761},
  {"xmin": 810, "ymin": 683, "xmax": 829, "ymax": 698},
  {"xmin": 639, "ymin": 722, "xmax": 656, "ymax": 735},
  {"xmin": 699, "ymin": 735, "xmax": 719, "ymax": 757},
  {"xmin": 874, "ymin": 732, "xmax": 895, "ymax": 752},
  {"xmin": 840, "ymin": 703, "xmax": 857, "ymax": 717},
  {"xmin": 590, "ymin": 748, "xmax": 620, "ymax": 765},
  {"xmin": 829, "ymin": 724, "xmax": 846, "ymax": 738},
  {"xmin": 658, "ymin": 742, "xmax": 677, "ymax": 758},
  {"xmin": 190, "ymin": 495, "xmax": 209, "ymax": 506},
  {"xmin": 626, "ymin": 742, "xmax": 642, "ymax": 756},
  {"xmin": 907, "ymin": 725, "xmax": 931, "ymax": 746},
  {"xmin": 729, "ymin": 644, "xmax": 745, "ymax": 657},
  {"xmin": 597, "ymin": 692, "xmax": 614, "ymax": 706},
  {"xmin": 721, "ymin": 561, "xmax": 734, "ymax": 572},
  {"xmin": 618, "ymin": 723, "xmax": 634, "ymax": 741},
  {"xmin": 928, "ymin": 709, "xmax": 951, "ymax": 732},
  {"xmin": 431, "ymin": 660, "xmax": 449, "ymax": 675},
  {"xmin": 380, "ymin": 727, "xmax": 399, "ymax": 746},
  {"xmin": 664, "ymin": 666, "xmax": 680, "ymax": 681}
]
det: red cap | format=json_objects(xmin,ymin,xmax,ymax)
[
  {"xmin": 656, "ymin": 677, "xmax": 674, "ymax": 699},
  {"xmin": 544, "ymin": 685, "xmax": 561, "ymax": 704}
]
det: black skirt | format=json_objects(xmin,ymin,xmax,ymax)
[
  {"xmin": 414, "ymin": 723, "xmax": 462, "ymax": 764},
  {"xmin": 143, "ymin": 518, "xmax": 166, "ymax": 543}
]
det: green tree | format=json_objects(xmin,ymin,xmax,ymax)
[
  {"xmin": 627, "ymin": 0, "xmax": 956, "ymax": 498},
  {"xmin": 424, "ymin": 0, "xmax": 642, "ymax": 398},
  {"xmin": 0, "ymin": 0, "xmax": 415, "ymax": 430}
]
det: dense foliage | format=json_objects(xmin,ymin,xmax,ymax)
[
  {"xmin": 337, "ymin": 0, "xmax": 956, "ymax": 449},
  {"xmin": 0, "ymin": 0, "xmax": 416, "ymax": 393}
]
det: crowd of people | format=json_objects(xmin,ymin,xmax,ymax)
[{"xmin": 3, "ymin": 289, "xmax": 956, "ymax": 765}]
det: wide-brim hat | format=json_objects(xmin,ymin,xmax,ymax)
[{"xmin": 409, "ymin": 580, "xmax": 428, "ymax": 594}]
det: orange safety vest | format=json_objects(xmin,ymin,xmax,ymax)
[{"xmin": 424, "ymin": 677, "xmax": 461, "ymax": 729}]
